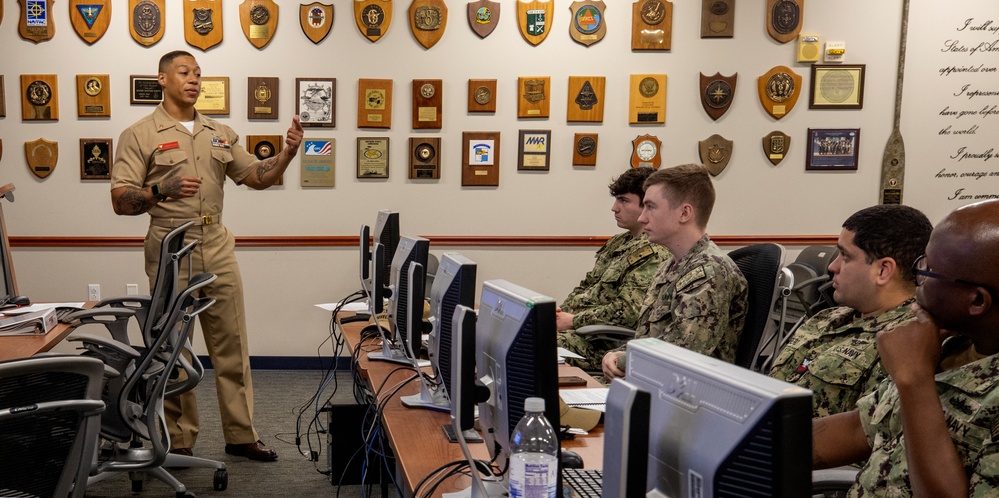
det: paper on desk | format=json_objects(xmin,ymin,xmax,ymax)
[
  {"xmin": 315, "ymin": 302, "xmax": 370, "ymax": 312},
  {"xmin": 559, "ymin": 387, "xmax": 609, "ymax": 413},
  {"xmin": 1, "ymin": 302, "xmax": 86, "ymax": 315},
  {"xmin": 558, "ymin": 347, "xmax": 584, "ymax": 360}
]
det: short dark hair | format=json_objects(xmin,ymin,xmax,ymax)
[
  {"xmin": 643, "ymin": 164, "xmax": 716, "ymax": 228},
  {"xmin": 609, "ymin": 167, "xmax": 656, "ymax": 203},
  {"xmin": 842, "ymin": 205, "xmax": 932, "ymax": 285},
  {"xmin": 158, "ymin": 50, "xmax": 195, "ymax": 74}
]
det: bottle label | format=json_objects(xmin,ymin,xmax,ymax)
[{"xmin": 509, "ymin": 453, "xmax": 557, "ymax": 498}]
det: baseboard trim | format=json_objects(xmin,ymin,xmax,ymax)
[{"xmin": 197, "ymin": 355, "xmax": 353, "ymax": 371}]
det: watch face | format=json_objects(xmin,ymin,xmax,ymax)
[{"xmin": 637, "ymin": 140, "xmax": 657, "ymax": 160}]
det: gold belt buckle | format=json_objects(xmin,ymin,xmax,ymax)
[{"xmin": 201, "ymin": 215, "xmax": 214, "ymax": 225}]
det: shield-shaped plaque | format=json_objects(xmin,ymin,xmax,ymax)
[
  {"xmin": 699, "ymin": 134, "xmax": 732, "ymax": 176},
  {"xmin": 757, "ymin": 65, "xmax": 801, "ymax": 120},
  {"xmin": 18, "ymin": 0, "xmax": 55, "ymax": 43},
  {"xmin": 762, "ymin": 130, "xmax": 791, "ymax": 166},
  {"xmin": 467, "ymin": 0, "xmax": 499, "ymax": 39},
  {"xmin": 766, "ymin": 0, "xmax": 802, "ymax": 44},
  {"xmin": 300, "ymin": 2, "xmax": 333, "ymax": 44},
  {"xmin": 240, "ymin": 0, "xmax": 278, "ymax": 49},
  {"xmin": 631, "ymin": 134, "xmax": 661, "ymax": 170},
  {"xmin": 129, "ymin": 0, "xmax": 165, "ymax": 46},
  {"xmin": 699, "ymin": 72, "xmax": 736, "ymax": 121},
  {"xmin": 25, "ymin": 138, "xmax": 58, "ymax": 179},
  {"xmin": 409, "ymin": 0, "xmax": 447, "ymax": 49},
  {"xmin": 354, "ymin": 0, "xmax": 393, "ymax": 43},
  {"xmin": 69, "ymin": 0, "xmax": 111, "ymax": 44},
  {"xmin": 185, "ymin": 0, "xmax": 222, "ymax": 51},
  {"xmin": 569, "ymin": 1, "xmax": 605, "ymax": 47},
  {"xmin": 517, "ymin": 0, "xmax": 553, "ymax": 46}
]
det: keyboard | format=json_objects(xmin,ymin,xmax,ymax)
[{"xmin": 563, "ymin": 468, "xmax": 602, "ymax": 498}]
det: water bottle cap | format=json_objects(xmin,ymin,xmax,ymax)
[{"xmin": 524, "ymin": 397, "xmax": 545, "ymax": 412}]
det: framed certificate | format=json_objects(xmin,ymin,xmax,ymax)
[
  {"xmin": 806, "ymin": 128, "xmax": 860, "ymax": 171},
  {"xmin": 357, "ymin": 137, "xmax": 389, "ymax": 178},
  {"xmin": 80, "ymin": 138, "xmax": 112, "ymax": 180},
  {"xmin": 194, "ymin": 76, "xmax": 229, "ymax": 115},
  {"xmin": 518, "ymin": 129, "xmax": 551, "ymax": 171},
  {"xmin": 130, "ymin": 75, "xmax": 162, "ymax": 105},
  {"xmin": 810, "ymin": 64, "xmax": 865, "ymax": 109},
  {"xmin": 296, "ymin": 77, "xmax": 336, "ymax": 127}
]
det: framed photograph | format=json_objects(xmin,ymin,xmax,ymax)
[
  {"xmin": 357, "ymin": 137, "xmax": 389, "ymax": 178},
  {"xmin": 518, "ymin": 129, "xmax": 551, "ymax": 171},
  {"xmin": 194, "ymin": 76, "xmax": 229, "ymax": 115},
  {"xmin": 80, "ymin": 138, "xmax": 112, "ymax": 180},
  {"xmin": 809, "ymin": 64, "xmax": 865, "ymax": 109},
  {"xmin": 297, "ymin": 78, "xmax": 336, "ymax": 127},
  {"xmin": 806, "ymin": 128, "xmax": 860, "ymax": 171},
  {"xmin": 130, "ymin": 75, "xmax": 162, "ymax": 105}
]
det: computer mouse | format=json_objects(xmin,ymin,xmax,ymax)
[{"xmin": 560, "ymin": 449, "xmax": 584, "ymax": 469}]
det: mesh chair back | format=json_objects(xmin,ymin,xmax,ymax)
[{"xmin": 729, "ymin": 243, "xmax": 786, "ymax": 369}]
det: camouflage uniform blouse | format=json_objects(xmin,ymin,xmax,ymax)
[
  {"xmin": 769, "ymin": 299, "xmax": 915, "ymax": 418},
  {"xmin": 850, "ymin": 351, "xmax": 999, "ymax": 497},
  {"xmin": 616, "ymin": 234, "xmax": 747, "ymax": 366},
  {"xmin": 560, "ymin": 232, "xmax": 669, "ymax": 330}
]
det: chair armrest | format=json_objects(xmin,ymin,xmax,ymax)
[
  {"xmin": 95, "ymin": 295, "xmax": 151, "ymax": 309},
  {"xmin": 812, "ymin": 467, "xmax": 860, "ymax": 494},
  {"xmin": 68, "ymin": 333, "xmax": 142, "ymax": 359},
  {"xmin": 575, "ymin": 324, "xmax": 637, "ymax": 343}
]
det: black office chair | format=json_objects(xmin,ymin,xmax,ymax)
[
  {"xmin": 812, "ymin": 467, "xmax": 860, "ymax": 497},
  {"xmin": 728, "ymin": 243, "xmax": 786, "ymax": 371},
  {"xmin": 0, "ymin": 355, "xmax": 106, "ymax": 498}
]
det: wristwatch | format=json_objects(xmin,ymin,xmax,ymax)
[{"xmin": 151, "ymin": 183, "xmax": 168, "ymax": 202}]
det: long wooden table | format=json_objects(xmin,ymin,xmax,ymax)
[
  {"xmin": 0, "ymin": 303, "xmax": 95, "ymax": 361},
  {"xmin": 338, "ymin": 315, "xmax": 604, "ymax": 498}
]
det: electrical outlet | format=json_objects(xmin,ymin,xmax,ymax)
[
  {"xmin": 88, "ymin": 284, "xmax": 101, "ymax": 301},
  {"xmin": 126, "ymin": 284, "xmax": 139, "ymax": 296}
]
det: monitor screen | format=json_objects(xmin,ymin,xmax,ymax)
[
  {"xmin": 388, "ymin": 236, "xmax": 430, "ymax": 362},
  {"xmin": 358, "ymin": 224, "xmax": 371, "ymax": 284},
  {"xmin": 428, "ymin": 252, "xmax": 477, "ymax": 405},
  {"xmin": 373, "ymin": 210, "xmax": 400, "ymax": 289},
  {"xmin": 0, "ymin": 195, "xmax": 19, "ymax": 309},
  {"xmin": 603, "ymin": 338, "xmax": 813, "ymax": 498}
]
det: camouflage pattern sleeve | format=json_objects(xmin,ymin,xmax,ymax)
[{"xmin": 569, "ymin": 242, "xmax": 669, "ymax": 329}]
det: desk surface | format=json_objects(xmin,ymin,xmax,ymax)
[
  {"xmin": 339, "ymin": 316, "xmax": 605, "ymax": 498},
  {"xmin": 0, "ymin": 303, "xmax": 94, "ymax": 362}
]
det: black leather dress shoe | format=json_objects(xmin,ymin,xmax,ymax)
[{"xmin": 224, "ymin": 440, "xmax": 278, "ymax": 461}]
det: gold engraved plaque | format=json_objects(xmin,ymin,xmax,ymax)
[
  {"xmin": 762, "ymin": 130, "xmax": 790, "ymax": 166},
  {"xmin": 468, "ymin": 79, "xmax": 496, "ymax": 113},
  {"xmin": 566, "ymin": 76, "xmax": 605, "ymax": 123},
  {"xmin": 240, "ymin": 0, "xmax": 279, "ymax": 49},
  {"xmin": 699, "ymin": 72, "xmax": 736, "ymax": 121},
  {"xmin": 631, "ymin": 134, "xmax": 661, "ymax": 169},
  {"xmin": 409, "ymin": 137, "xmax": 440, "ymax": 179},
  {"xmin": 412, "ymin": 79, "xmax": 442, "ymax": 129},
  {"xmin": 25, "ymin": 138, "xmax": 58, "ymax": 179},
  {"xmin": 301, "ymin": 138, "xmax": 336, "ymax": 187},
  {"xmin": 518, "ymin": 76, "xmax": 550, "ymax": 119},
  {"xmin": 80, "ymin": 138, "xmax": 112, "ymax": 179},
  {"xmin": 76, "ymin": 74, "xmax": 110, "ymax": 118},
  {"xmin": 300, "ymin": 2, "xmax": 333, "ymax": 44},
  {"xmin": 632, "ymin": 0, "xmax": 671, "ymax": 50},
  {"xmin": 129, "ymin": 0, "xmax": 165, "ymax": 46},
  {"xmin": 698, "ymin": 133, "xmax": 732, "ymax": 176},
  {"xmin": 354, "ymin": 0, "xmax": 393, "ymax": 43},
  {"xmin": 467, "ymin": 0, "xmax": 500, "ymax": 39},
  {"xmin": 18, "ymin": 0, "xmax": 55, "ymax": 43},
  {"xmin": 248, "ymin": 77, "xmax": 279, "ymax": 120},
  {"xmin": 358, "ymin": 78, "xmax": 393, "ymax": 129},
  {"xmin": 767, "ymin": 0, "xmax": 802, "ymax": 44},
  {"xmin": 757, "ymin": 65, "xmax": 801, "ymax": 120},
  {"xmin": 70, "ymin": 0, "xmax": 112, "ymax": 44},
  {"xmin": 185, "ymin": 0, "xmax": 222, "ymax": 51},
  {"xmin": 462, "ymin": 131, "xmax": 499, "ymax": 186},
  {"xmin": 21, "ymin": 74, "xmax": 59, "ymax": 121},
  {"xmin": 357, "ymin": 137, "xmax": 389, "ymax": 178},
  {"xmin": 569, "ymin": 1, "xmax": 605, "ymax": 47},
  {"xmin": 700, "ymin": 0, "xmax": 733, "ymax": 38},
  {"xmin": 194, "ymin": 76, "xmax": 229, "ymax": 115},
  {"xmin": 628, "ymin": 74, "xmax": 666, "ymax": 124},
  {"xmin": 517, "ymin": 0, "xmax": 553, "ymax": 46},
  {"xmin": 573, "ymin": 133, "xmax": 598, "ymax": 167},
  {"xmin": 410, "ymin": 0, "xmax": 447, "ymax": 49}
]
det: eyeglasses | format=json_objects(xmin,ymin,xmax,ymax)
[{"xmin": 912, "ymin": 255, "xmax": 997, "ymax": 295}]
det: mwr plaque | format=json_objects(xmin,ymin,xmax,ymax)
[
  {"xmin": 468, "ymin": 79, "xmax": 496, "ymax": 113},
  {"xmin": 698, "ymin": 133, "xmax": 732, "ymax": 176},
  {"xmin": 130, "ymin": 75, "xmax": 162, "ymax": 104},
  {"xmin": 462, "ymin": 131, "xmax": 499, "ymax": 186},
  {"xmin": 300, "ymin": 2, "xmax": 333, "ymax": 44},
  {"xmin": 129, "ymin": 0, "xmax": 165, "ymax": 46},
  {"xmin": 184, "ymin": 0, "xmax": 223, "ymax": 51},
  {"xmin": 412, "ymin": 79, "xmax": 442, "ymax": 129},
  {"xmin": 24, "ymin": 138, "xmax": 58, "ymax": 179},
  {"xmin": 409, "ymin": 0, "xmax": 447, "ymax": 49},
  {"xmin": 239, "ymin": 0, "xmax": 279, "ymax": 49},
  {"xmin": 518, "ymin": 76, "xmax": 550, "ymax": 119},
  {"xmin": 80, "ymin": 138, "xmax": 112, "ymax": 179},
  {"xmin": 517, "ymin": 0, "xmax": 553, "ymax": 46},
  {"xmin": 21, "ymin": 74, "xmax": 59, "ymax": 121},
  {"xmin": 572, "ymin": 133, "xmax": 598, "ymax": 166},
  {"xmin": 467, "ymin": 0, "xmax": 499, "ymax": 39},
  {"xmin": 628, "ymin": 74, "xmax": 666, "ymax": 124},
  {"xmin": 409, "ymin": 137, "xmax": 441, "ymax": 179},
  {"xmin": 566, "ymin": 76, "xmax": 605, "ymax": 123},
  {"xmin": 354, "ymin": 0, "xmax": 392, "ymax": 43},
  {"xmin": 699, "ymin": 72, "xmax": 736, "ymax": 121},
  {"xmin": 19, "ymin": 0, "xmax": 55, "ymax": 43},
  {"xmin": 358, "ymin": 78, "xmax": 393, "ymax": 128},
  {"xmin": 700, "ymin": 0, "xmax": 733, "ymax": 38},
  {"xmin": 518, "ymin": 129, "xmax": 551, "ymax": 171},
  {"xmin": 757, "ymin": 65, "xmax": 801, "ymax": 120},
  {"xmin": 632, "ymin": 0, "xmax": 672, "ymax": 51},
  {"xmin": 76, "ymin": 74, "xmax": 111, "ymax": 118},
  {"xmin": 767, "ymin": 0, "xmax": 802, "ymax": 44},
  {"xmin": 631, "ymin": 134, "xmax": 661, "ymax": 169},
  {"xmin": 248, "ymin": 77, "xmax": 279, "ymax": 120},
  {"xmin": 70, "ymin": 0, "xmax": 112, "ymax": 44},
  {"xmin": 762, "ymin": 130, "xmax": 790, "ymax": 166}
]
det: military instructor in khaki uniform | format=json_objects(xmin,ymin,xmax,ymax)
[{"xmin": 110, "ymin": 51, "xmax": 303, "ymax": 461}]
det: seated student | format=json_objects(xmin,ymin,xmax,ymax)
[
  {"xmin": 602, "ymin": 164, "xmax": 748, "ymax": 380},
  {"xmin": 812, "ymin": 199, "xmax": 999, "ymax": 497},
  {"xmin": 556, "ymin": 167, "xmax": 670, "ymax": 370},
  {"xmin": 770, "ymin": 205, "xmax": 932, "ymax": 418}
]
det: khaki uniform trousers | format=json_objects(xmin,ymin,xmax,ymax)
[{"xmin": 145, "ymin": 222, "xmax": 259, "ymax": 448}]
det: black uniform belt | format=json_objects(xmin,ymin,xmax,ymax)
[{"xmin": 150, "ymin": 213, "xmax": 221, "ymax": 227}]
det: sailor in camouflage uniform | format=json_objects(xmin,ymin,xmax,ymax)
[
  {"xmin": 602, "ymin": 165, "xmax": 748, "ymax": 380},
  {"xmin": 557, "ymin": 167, "xmax": 669, "ymax": 371},
  {"xmin": 770, "ymin": 205, "xmax": 932, "ymax": 418},
  {"xmin": 812, "ymin": 200, "xmax": 999, "ymax": 497}
]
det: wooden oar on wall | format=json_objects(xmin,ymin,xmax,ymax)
[{"xmin": 880, "ymin": 0, "xmax": 909, "ymax": 205}]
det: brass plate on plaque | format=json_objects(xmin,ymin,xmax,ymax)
[
  {"xmin": 129, "ymin": 0, "xmax": 165, "ymax": 46},
  {"xmin": 462, "ymin": 131, "xmax": 499, "ymax": 186},
  {"xmin": 566, "ymin": 76, "xmax": 605, "ymax": 123},
  {"xmin": 628, "ymin": 74, "xmax": 666, "ymax": 124},
  {"xmin": 247, "ymin": 134, "xmax": 284, "ymax": 186},
  {"xmin": 300, "ymin": 2, "xmax": 333, "ymax": 44},
  {"xmin": 631, "ymin": 134, "xmax": 661, "ymax": 170},
  {"xmin": 248, "ymin": 77, "xmax": 279, "ymax": 120},
  {"xmin": 25, "ymin": 138, "xmax": 58, "ymax": 179},
  {"xmin": 70, "ymin": 0, "xmax": 112, "ymax": 44},
  {"xmin": 21, "ymin": 74, "xmax": 59, "ymax": 121},
  {"xmin": 757, "ymin": 65, "xmax": 801, "ymax": 120},
  {"xmin": 517, "ymin": 0, "xmax": 553, "ymax": 46},
  {"xmin": 698, "ymin": 133, "xmax": 732, "ymax": 176},
  {"xmin": 358, "ymin": 78, "xmax": 393, "ymax": 129},
  {"xmin": 296, "ymin": 78, "xmax": 335, "ymax": 127},
  {"xmin": 240, "ymin": 0, "xmax": 279, "ymax": 49},
  {"xmin": 699, "ymin": 72, "xmax": 736, "ymax": 121},
  {"xmin": 301, "ymin": 138, "xmax": 335, "ymax": 187},
  {"xmin": 409, "ymin": 137, "xmax": 441, "ymax": 179},
  {"xmin": 194, "ymin": 76, "xmax": 229, "ymax": 115},
  {"xmin": 130, "ymin": 75, "xmax": 162, "ymax": 104},
  {"xmin": 80, "ymin": 138, "xmax": 112, "ymax": 179},
  {"xmin": 467, "ymin": 79, "xmax": 496, "ymax": 113},
  {"xmin": 569, "ymin": 1, "xmax": 605, "ymax": 47},
  {"xmin": 467, "ymin": 0, "xmax": 499, "ymax": 39},
  {"xmin": 766, "ymin": 0, "xmax": 802, "ymax": 44},
  {"xmin": 412, "ymin": 79, "xmax": 442, "ymax": 129},
  {"xmin": 573, "ymin": 133, "xmax": 598, "ymax": 166},
  {"xmin": 76, "ymin": 74, "xmax": 110, "ymax": 118},
  {"xmin": 354, "ymin": 0, "xmax": 392, "ymax": 43},
  {"xmin": 357, "ymin": 137, "xmax": 389, "ymax": 178},
  {"xmin": 18, "ymin": 0, "xmax": 55, "ymax": 43},
  {"xmin": 631, "ymin": 0, "xmax": 671, "ymax": 51},
  {"xmin": 518, "ymin": 76, "xmax": 550, "ymax": 119},
  {"xmin": 185, "ymin": 0, "xmax": 222, "ymax": 51},
  {"xmin": 700, "ymin": 0, "xmax": 732, "ymax": 38},
  {"xmin": 409, "ymin": 0, "xmax": 447, "ymax": 49},
  {"xmin": 762, "ymin": 130, "xmax": 790, "ymax": 166}
]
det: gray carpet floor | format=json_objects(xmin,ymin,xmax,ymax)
[{"xmin": 84, "ymin": 369, "xmax": 400, "ymax": 498}]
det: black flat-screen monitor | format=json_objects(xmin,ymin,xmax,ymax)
[
  {"xmin": 0, "ymin": 190, "xmax": 22, "ymax": 309},
  {"xmin": 373, "ymin": 210, "xmax": 399, "ymax": 289},
  {"xmin": 388, "ymin": 236, "xmax": 430, "ymax": 361}
]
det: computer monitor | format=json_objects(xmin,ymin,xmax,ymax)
[
  {"xmin": 0, "ymin": 186, "xmax": 23, "ymax": 309},
  {"xmin": 602, "ymin": 338, "xmax": 813, "ymax": 498},
  {"xmin": 373, "ymin": 210, "xmax": 399, "ymax": 288},
  {"xmin": 368, "ymin": 236, "xmax": 431, "ymax": 368}
]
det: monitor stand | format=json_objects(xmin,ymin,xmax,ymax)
[
  {"xmin": 400, "ymin": 377, "xmax": 449, "ymax": 412},
  {"xmin": 367, "ymin": 339, "xmax": 430, "ymax": 368},
  {"xmin": 442, "ymin": 420, "xmax": 507, "ymax": 498}
]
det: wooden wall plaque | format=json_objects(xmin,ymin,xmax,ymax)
[
  {"xmin": 409, "ymin": 0, "xmax": 447, "ymax": 49},
  {"xmin": 354, "ymin": 0, "xmax": 393, "ymax": 43},
  {"xmin": 357, "ymin": 78, "xmax": 393, "ymax": 128},
  {"xmin": 300, "ymin": 2, "xmax": 333, "ymax": 44},
  {"xmin": 632, "ymin": 0, "xmax": 671, "ymax": 50},
  {"xmin": 247, "ymin": 134, "xmax": 284, "ymax": 186},
  {"xmin": 69, "ymin": 0, "xmax": 112, "ymax": 44},
  {"xmin": 468, "ymin": 79, "xmax": 497, "ymax": 113},
  {"xmin": 247, "ymin": 76, "xmax": 279, "ymax": 120},
  {"xmin": 461, "ymin": 131, "xmax": 499, "ymax": 186},
  {"xmin": 296, "ymin": 78, "xmax": 335, "ymax": 127},
  {"xmin": 185, "ymin": 0, "xmax": 223, "ymax": 51},
  {"xmin": 0, "ymin": 76, "xmax": 6, "ymax": 118},
  {"xmin": 21, "ymin": 74, "xmax": 59, "ymax": 121},
  {"xmin": 517, "ymin": 0, "xmax": 553, "ymax": 46},
  {"xmin": 409, "ymin": 137, "xmax": 441, "ymax": 179},
  {"xmin": 517, "ymin": 76, "xmax": 550, "ymax": 119},
  {"xmin": 757, "ymin": 65, "xmax": 801, "ymax": 120},
  {"xmin": 767, "ymin": 0, "xmax": 802, "ymax": 44},
  {"xmin": 129, "ymin": 0, "xmax": 166, "ymax": 47},
  {"xmin": 19, "ymin": 0, "xmax": 56, "ymax": 43},
  {"xmin": 239, "ymin": 0, "xmax": 279, "ymax": 49},
  {"xmin": 412, "ymin": 79, "xmax": 442, "ymax": 129},
  {"xmin": 700, "ymin": 0, "xmax": 733, "ymax": 38},
  {"xmin": 194, "ymin": 76, "xmax": 229, "ymax": 115},
  {"xmin": 572, "ymin": 133, "xmax": 598, "ymax": 166},
  {"xmin": 80, "ymin": 138, "xmax": 112, "ymax": 179},
  {"xmin": 76, "ymin": 74, "xmax": 111, "ymax": 118},
  {"xmin": 628, "ymin": 74, "xmax": 666, "ymax": 124},
  {"xmin": 467, "ymin": 0, "xmax": 500, "ymax": 39},
  {"xmin": 566, "ymin": 76, "xmax": 605, "ymax": 123}
]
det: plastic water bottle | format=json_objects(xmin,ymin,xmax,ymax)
[{"xmin": 508, "ymin": 397, "xmax": 559, "ymax": 498}]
